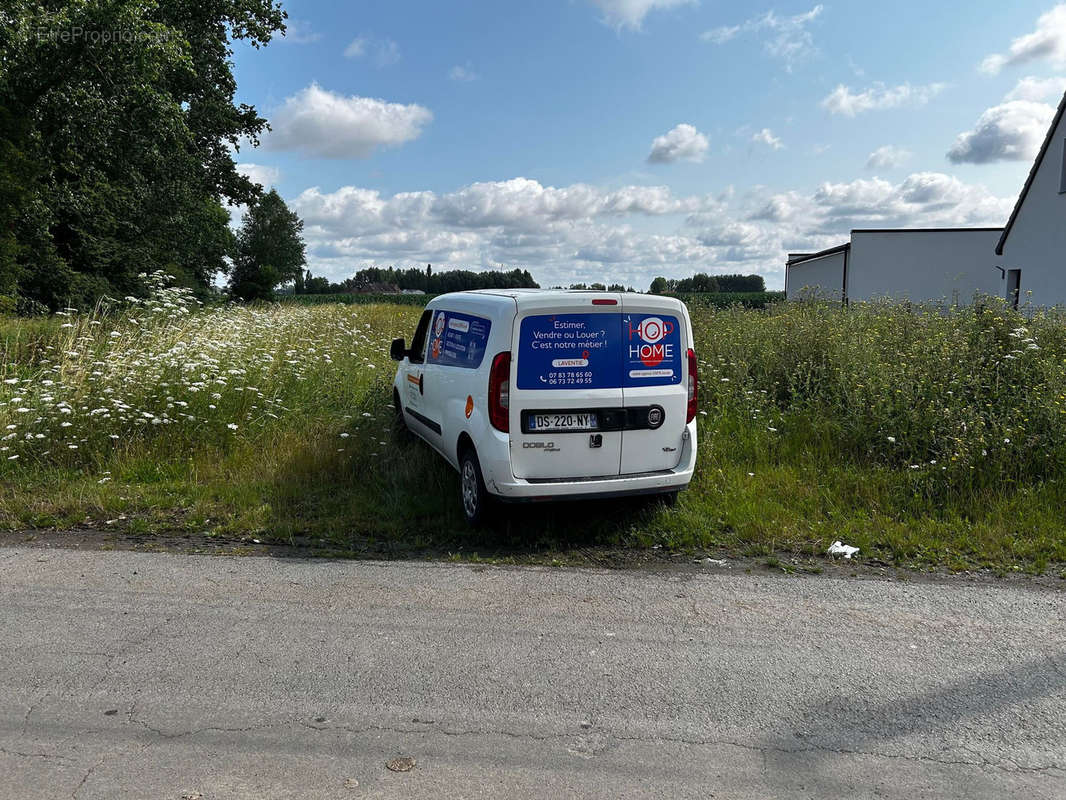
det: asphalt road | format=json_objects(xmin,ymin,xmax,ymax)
[{"xmin": 1, "ymin": 548, "xmax": 1064, "ymax": 799}]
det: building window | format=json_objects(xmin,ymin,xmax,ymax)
[
  {"xmin": 1007, "ymin": 269, "xmax": 1022, "ymax": 310},
  {"xmin": 1061, "ymin": 139, "xmax": 1066, "ymax": 193}
]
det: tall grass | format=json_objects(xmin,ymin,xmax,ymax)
[
  {"xmin": 675, "ymin": 290, "xmax": 785, "ymax": 309},
  {"xmin": 694, "ymin": 298, "xmax": 1066, "ymax": 505},
  {"xmin": 0, "ymin": 276, "xmax": 411, "ymax": 476},
  {"xmin": 2, "ymin": 287, "xmax": 1065, "ymax": 569}
]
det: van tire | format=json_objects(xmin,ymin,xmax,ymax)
[
  {"xmin": 459, "ymin": 447, "xmax": 492, "ymax": 526},
  {"xmin": 392, "ymin": 390, "xmax": 409, "ymax": 438}
]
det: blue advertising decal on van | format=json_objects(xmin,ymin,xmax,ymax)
[
  {"xmin": 517, "ymin": 313, "xmax": 682, "ymax": 389},
  {"xmin": 623, "ymin": 314, "xmax": 682, "ymax": 387},
  {"xmin": 517, "ymin": 314, "xmax": 622, "ymax": 389},
  {"xmin": 428, "ymin": 310, "xmax": 491, "ymax": 369}
]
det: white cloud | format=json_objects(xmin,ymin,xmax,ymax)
[
  {"xmin": 343, "ymin": 35, "xmax": 400, "ymax": 67},
  {"xmin": 342, "ymin": 37, "xmax": 365, "ymax": 58},
  {"xmin": 703, "ymin": 24, "xmax": 740, "ymax": 44},
  {"xmin": 947, "ymin": 99, "xmax": 1056, "ymax": 164},
  {"xmin": 865, "ymin": 145, "xmax": 912, "ymax": 170},
  {"xmin": 235, "ymin": 163, "xmax": 280, "ymax": 188},
  {"xmin": 752, "ymin": 128, "xmax": 784, "ymax": 150},
  {"xmin": 979, "ymin": 4, "xmax": 1066, "ymax": 74},
  {"xmin": 821, "ymin": 82, "xmax": 948, "ymax": 116},
  {"xmin": 1004, "ymin": 75, "xmax": 1066, "ymax": 102},
  {"xmin": 296, "ymin": 179, "xmax": 706, "ymax": 234},
  {"xmin": 647, "ymin": 123, "xmax": 710, "ymax": 163},
  {"xmin": 283, "ymin": 19, "xmax": 322, "ymax": 44},
  {"xmin": 588, "ymin": 0, "xmax": 696, "ymax": 32},
  {"xmin": 285, "ymin": 171, "xmax": 1010, "ymax": 291},
  {"xmin": 701, "ymin": 5, "xmax": 824, "ymax": 70},
  {"xmin": 293, "ymin": 178, "xmax": 726, "ymax": 288},
  {"xmin": 740, "ymin": 172, "xmax": 1010, "ymax": 235},
  {"xmin": 263, "ymin": 83, "xmax": 432, "ymax": 159},
  {"xmin": 449, "ymin": 64, "xmax": 479, "ymax": 82}
]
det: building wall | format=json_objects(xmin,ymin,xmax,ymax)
[
  {"xmin": 999, "ymin": 108, "xmax": 1066, "ymax": 307},
  {"xmin": 847, "ymin": 230, "xmax": 1003, "ymax": 304},
  {"xmin": 785, "ymin": 250, "xmax": 846, "ymax": 300}
]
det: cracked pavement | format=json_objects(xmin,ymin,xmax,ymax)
[{"xmin": 0, "ymin": 549, "xmax": 1064, "ymax": 798}]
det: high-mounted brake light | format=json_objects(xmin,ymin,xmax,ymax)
[
  {"xmin": 591, "ymin": 298, "xmax": 617, "ymax": 305},
  {"xmin": 686, "ymin": 348, "xmax": 698, "ymax": 423},
  {"xmin": 488, "ymin": 352, "xmax": 510, "ymax": 432}
]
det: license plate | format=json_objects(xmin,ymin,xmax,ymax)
[{"xmin": 528, "ymin": 412, "xmax": 599, "ymax": 432}]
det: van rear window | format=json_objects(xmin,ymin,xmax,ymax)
[
  {"xmin": 517, "ymin": 313, "xmax": 681, "ymax": 389},
  {"xmin": 427, "ymin": 310, "xmax": 491, "ymax": 369}
]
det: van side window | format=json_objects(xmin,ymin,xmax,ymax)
[
  {"xmin": 408, "ymin": 310, "xmax": 432, "ymax": 364},
  {"xmin": 426, "ymin": 310, "xmax": 492, "ymax": 369}
]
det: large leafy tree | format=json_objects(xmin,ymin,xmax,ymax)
[
  {"xmin": 0, "ymin": 0, "xmax": 285, "ymax": 309},
  {"xmin": 229, "ymin": 189, "xmax": 306, "ymax": 301}
]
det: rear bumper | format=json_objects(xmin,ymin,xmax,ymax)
[
  {"xmin": 485, "ymin": 421, "xmax": 696, "ymax": 501},
  {"xmin": 493, "ymin": 473, "xmax": 690, "ymax": 503}
]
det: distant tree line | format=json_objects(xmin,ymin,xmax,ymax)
[
  {"xmin": 554, "ymin": 283, "xmax": 637, "ymax": 292},
  {"xmin": 297, "ymin": 265, "xmax": 539, "ymax": 294},
  {"xmin": 649, "ymin": 273, "xmax": 766, "ymax": 294}
]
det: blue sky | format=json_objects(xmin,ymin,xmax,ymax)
[{"xmin": 230, "ymin": 0, "xmax": 1066, "ymax": 289}]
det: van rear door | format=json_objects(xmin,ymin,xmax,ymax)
[
  {"xmin": 619, "ymin": 296, "xmax": 688, "ymax": 474},
  {"xmin": 510, "ymin": 294, "xmax": 624, "ymax": 481}
]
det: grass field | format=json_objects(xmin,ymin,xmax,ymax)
[{"xmin": 2, "ymin": 283, "xmax": 1065, "ymax": 573}]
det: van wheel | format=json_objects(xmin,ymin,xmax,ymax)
[
  {"xmin": 392, "ymin": 390, "xmax": 409, "ymax": 437},
  {"xmin": 459, "ymin": 447, "xmax": 491, "ymax": 526}
]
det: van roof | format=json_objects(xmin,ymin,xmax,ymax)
[{"xmin": 439, "ymin": 289, "xmax": 681, "ymax": 305}]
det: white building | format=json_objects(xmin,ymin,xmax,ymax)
[
  {"xmin": 786, "ymin": 229, "xmax": 1003, "ymax": 304},
  {"xmin": 786, "ymin": 91, "xmax": 1066, "ymax": 308},
  {"xmin": 785, "ymin": 244, "xmax": 847, "ymax": 301},
  {"xmin": 995, "ymin": 92, "xmax": 1066, "ymax": 308}
]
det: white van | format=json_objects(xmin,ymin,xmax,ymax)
[{"xmin": 389, "ymin": 290, "xmax": 698, "ymax": 524}]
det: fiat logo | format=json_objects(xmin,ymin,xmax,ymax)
[{"xmin": 647, "ymin": 406, "xmax": 664, "ymax": 429}]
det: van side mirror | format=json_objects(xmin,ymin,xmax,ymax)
[{"xmin": 390, "ymin": 338, "xmax": 407, "ymax": 361}]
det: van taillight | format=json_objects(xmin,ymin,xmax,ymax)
[
  {"xmin": 686, "ymin": 348, "xmax": 698, "ymax": 423},
  {"xmin": 489, "ymin": 352, "xmax": 510, "ymax": 432}
]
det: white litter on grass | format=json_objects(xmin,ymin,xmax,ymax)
[
  {"xmin": 695, "ymin": 557, "xmax": 728, "ymax": 566},
  {"xmin": 827, "ymin": 541, "xmax": 859, "ymax": 559}
]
